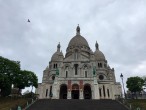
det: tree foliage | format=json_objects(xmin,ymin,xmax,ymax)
[
  {"xmin": 0, "ymin": 56, "xmax": 38, "ymax": 97},
  {"xmin": 0, "ymin": 56, "xmax": 20, "ymax": 96},
  {"xmin": 14, "ymin": 70, "xmax": 38, "ymax": 91},
  {"xmin": 0, "ymin": 73, "xmax": 11, "ymax": 96},
  {"xmin": 126, "ymin": 76, "xmax": 144, "ymax": 93}
]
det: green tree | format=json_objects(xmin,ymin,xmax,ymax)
[
  {"xmin": 0, "ymin": 56, "xmax": 38, "ymax": 96},
  {"xmin": 27, "ymin": 71, "xmax": 38, "ymax": 94},
  {"xmin": 14, "ymin": 70, "xmax": 28, "ymax": 94},
  {"xmin": 0, "ymin": 74, "xmax": 11, "ymax": 96},
  {"xmin": 126, "ymin": 76, "xmax": 144, "ymax": 98},
  {"xmin": 14, "ymin": 70, "xmax": 38, "ymax": 94},
  {"xmin": 26, "ymin": 70, "xmax": 38, "ymax": 90},
  {"xmin": 0, "ymin": 56, "xmax": 20, "ymax": 96}
]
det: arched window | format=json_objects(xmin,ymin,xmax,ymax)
[
  {"xmin": 74, "ymin": 64, "xmax": 78, "ymax": 75},
  {"xmin": 66, "ymin": 71, "xmax": 68, "ymax": 78},
  {"xmin": 100, "ymin": 63, "xmax": 102, "ymax": 68},
  {"xmin": 85, "ymin": 71, "xmax": 87, "ymax": 78},
  {"xmin": 53, "ymin": 64, "xmax": 58, "ymax": 69},
  {"xmin": 46, "ymin": 89, "xmax": 48, "ymax": 97},
  {"xmin": 98, "ymin": 63, "xmax": 103, "ymax": 68}
]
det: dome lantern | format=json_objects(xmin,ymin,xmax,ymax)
[
  {"xmin": 76, "ymin": 24, "xmax": 80, "ymax": 35},
  {"xmin": 95, "ymin": 41, "xmax": 99, "ymax": 50},
  {"xmin": 57, "ymin": 42, "xmax": 61, "ymax": 52}
]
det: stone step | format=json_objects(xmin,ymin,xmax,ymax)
[{"xmin": 27, "ymin": 99, "xmax": 128, "ymax": 110}]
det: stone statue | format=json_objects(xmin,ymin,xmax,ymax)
[
  {"xmin": 56, "ymin": 68, "xmax": 59, "ymax": 75},
  {"xmin": 93, "ymin": 67, "xmax": 96, "ymax": 76}
]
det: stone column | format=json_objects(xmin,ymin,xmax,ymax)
[
  {"xmin": 93, "ymin": 76, "xmax": 100, "ymax": 99},
  {"xmin": 67, "ymin": 90, "xmax": 71, "ymax": 99},
  {"xmin": 52, "ymin": 76, "xmax": 58, "ymax": 99},
  {"xmin": 52, "ymin": 84, "xmax": 57, "ymax": 99},
  {"xmin": 80, "ymin": 89, "xmax": 84, "ymax": 99},
  {"xmin": 79, "ymin": 80, "xmax": 83, "ymax": 99},
  {"xmin": 67, "ymin": 80, "xmax": 71, "ymax": 99},
  {"xmin": 111, "ymin": 84, "xmax": 115, "ymax": 100}
]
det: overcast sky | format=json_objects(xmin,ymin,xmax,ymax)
[{"xmin": 0, "ymin": 0, "xmax": 146, "ymax": 93}]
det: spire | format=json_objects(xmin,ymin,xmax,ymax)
[
  {"xmin": 95, "ymin": 41, "xmax": 99, "ymax": 50},
  {"xmin": 57, "ymin": 42, "xmax": 60, "ymax": 52},
  {"xmin": 76, "ymin": 24, "xmax": 80, "ymax": 35}
]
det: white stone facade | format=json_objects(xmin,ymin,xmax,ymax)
[{"xmin": 36, "ymin": 26, "xmax": 122, "ymax": 100}]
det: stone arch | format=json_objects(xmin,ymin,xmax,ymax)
[
  {"xmin": 59, "ymin": 84, "xmax": 67, "ymax": 99},
  {"xmin": 71, "ymin": 84, "xmax": 79, "ymax": 99},
  {"xmin": 81, "ymin": 64, "xmax": 90, "ymax": 69},
  {"xmin": 83, "ymin": 84, "xmax": 92, "ymax": 99},
  {"xmin": 64, "ymin": 64, "xmax": 71, "ymax": 69},
  {"xmin": 63, "ymin": 64, "xmax": 71, "ymax": 78}
]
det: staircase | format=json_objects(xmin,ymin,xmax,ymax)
[{"xmin": 27, "ymin": 99, "xmax": 128, "ymax": 110}]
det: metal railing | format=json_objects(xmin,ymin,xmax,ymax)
[{"xmin": 8, "ymin": 97, "xmax": 38, "ymax": 110}]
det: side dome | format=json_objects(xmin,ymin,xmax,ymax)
[
  {"xmin": 94, "ymin": 50, "xmax": 105, "ymax": 60},
  {"xmin": 51, "ymin": 43, "xmax": 64, "ymax": 61},
  {"xmin": 94, "ymin": 41, "xmax": 105, "ymax": 60},
  {"xmin": 51, "ymin": 51, "xmax": 63, "ymax": 61}
]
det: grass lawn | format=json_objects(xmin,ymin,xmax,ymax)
[
  {"xmin": 127, "ymin": 99, "xmax": 146, "ymax": 110},
  {"xmin": 0, "ymin": 97, "xmax": 30, "ymax": 110}
]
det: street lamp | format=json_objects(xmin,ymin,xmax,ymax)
[{"xmin": 120, "ymin": 73, "xmax": 126, "ymax": 99}]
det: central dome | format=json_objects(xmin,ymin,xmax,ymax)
[
  {"xmin": 68, "ymin": 35, "xmax": 89, "ymax": 47},
  {"xmin": 68, "ymin": 25, "xmax": 89, "ymax": 48}
]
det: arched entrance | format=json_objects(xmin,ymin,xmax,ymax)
[
  {"xmin": 71, "ymin": 84, "xmax": 79, "ymax": 99},
  {"xmin": 59, "ymin": 84, "xmax": 67, "ymax": 99},
  {"xmin": 83, "ymin": 84, "xmax": 92, "ymax": 99}
]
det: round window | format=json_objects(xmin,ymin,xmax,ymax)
[{"xmin": 99, "ymin": 75, "xmax": 104, "ymax": 80}]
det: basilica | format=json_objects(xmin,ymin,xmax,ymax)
[{"xmin": 36, "ymin": 26, "xmax": 122, "ymax": 99}]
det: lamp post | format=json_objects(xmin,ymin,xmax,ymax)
[{"xmin": 120, "ymin": 73, "xmax": 126, "ymax": 99}]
